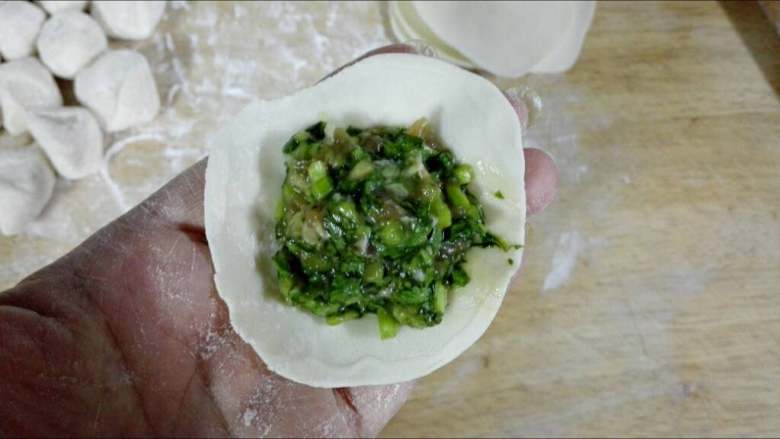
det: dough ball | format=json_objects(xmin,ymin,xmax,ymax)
[
  {"xmin": 0, "ymin": 131, "xmax": 34, "ymax": 149},
  {"xmin": 74, "ymin": 49, "xmax": 160, "ymax": 132},
  {"xmin": 27, "ymin": 106, "xmax": 103, "ymax": 179},
  {"xmin": 0, "ymin": 58, "xmax": 63, "ymax": 135},
  {"xmin": 0, "ymin": 145, "xmax": 56, "ymax": 236},
  {"xmin": 38, "ymin": 1, "xmax": 88, "ymax": 14},
  {"xmin": 91, "ymin": 1, "xmax": 166, "ymax": 40},
  {"xmin": 37, "ymin": 10, "xmax": 108, "ymax": 79},
  {"xmin": 0, "ymin": 1, "xmax": 46, "ymax": 60}
]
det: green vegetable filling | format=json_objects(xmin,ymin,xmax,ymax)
[{"xmin": 273, "ymin": 118, "xmax": 508, "ymax": 338}]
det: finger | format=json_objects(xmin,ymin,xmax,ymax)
[
  {"xmin": 121, "ymin": 159, "xmax": 208, "ymax": 231},
  {"xmin": 524, "ymin": 148, "xmax": 558, "ymax": 215},
  {"xmin": 503, "ymin": 89, "xmax": 530, "ymax": 130},
  {"xmin": 345, "ymin": 382, "xmax": 416, "ymax": 437}
]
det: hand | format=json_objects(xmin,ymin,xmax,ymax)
[{"xmin": 0, "ymin": 45, "xmax": 558, "ymax": 437}]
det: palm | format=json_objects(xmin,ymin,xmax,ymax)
[{"xmin": 0, "ymin": 161, "xmax": 410, "ymax": 437}]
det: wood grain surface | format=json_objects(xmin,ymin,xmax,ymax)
[{"xmin": 1, "ymin": 1, "xmax": 779, "ymax": 437}]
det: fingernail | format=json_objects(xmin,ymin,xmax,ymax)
[
  {"xmin": 504, "ymin": 86, "xmax": 542, "ymax": 130},
  {"xmin": 403, "ymin": 39, "xmax": 438, "ymax": 58}
]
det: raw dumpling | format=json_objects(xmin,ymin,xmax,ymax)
[
  {"xmin": 36, "ymin": 10, "xmax": 108, "ymax": 79},
  {"xmin": 0, "ymin": 58, "xmax": 63, "ymax": 135},
  {"xmin": 74, "ymin": 49, "xmax": 160, "ymax": 132},
  {"xmin": 205, "ymin": 53, "xmax": 525, "ymax": 387},
  {"xmin": 0, "ymin": 145, "xmax": 56, "ymax": 236},
  {"xmin": 38, "ymin": 1, "xmax": 88, "ymax": 14},
  {"xmin": 27, "ymin": 106, "xmax": 103, "ymax": 179},
  {"xmin": 0, "ymin": 1, "xmax": 46, "ymax": 60},
  {"xmin": 91, "ymin": 1, "xmax": 166, "ymax": 40}
]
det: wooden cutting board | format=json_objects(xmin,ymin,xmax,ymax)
[{"xmin": 383, "ymin": 1, "xmax": 780, "ymax": 436}]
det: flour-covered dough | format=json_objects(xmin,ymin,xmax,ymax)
[
  {"xmin": 0, "ymin": 58, "xmax": 63, "ymax": 135},
  {"xmin": 390, "ymin": 1, "xmax": 594, "ymax": 76},
  {"xmin": 388, "ymin": 1, "xmax": 475, "ymax": 69},
  {"xmin": 0, "ymin": 145, "xmax": 56, "ymax": 236},
  {"xmin": 37, "ymin": 10, "xmax": 108, "ymax": 79},
  {"xmin": 530, "ymin": 1, "xmax": 596, "ymax": 73},
  {"xmin": 411, "ymin": 1, "xmax": 574, "ymax": 78},
  {"xmin": 205, "ymin": 53, "xmax": 525, "ymax": 387},
  {"xmin": 0, "ymin": 1, "xmax": 46, "ymax": 60},
  {"xmin": 91, "ymin": 1, "xmax": 166, "ymax": 40},
  {"xmin": 27, "ymin": 106, "xmax": 103, "ymax": 179},
  {"xmin": 74, "ymin": 49, "xmax": 160, "ymax": 132},
  {"xmin": 38, "ymin": 1, "xmax": 88, "ymax": 14}
]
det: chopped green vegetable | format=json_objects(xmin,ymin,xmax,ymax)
[
  {"xmin": 272, "ymin": 119, "xmax": 510, "ymax": 338},
  {"xmin": 378, "ymin": 308, "xmax": 400, "ymax": 339},
  {"xmin": 494, "ymin": 190, "xmax": 505, "ymax": 199},
  {"xmin": 453, "ymin": 164, "xmax": 473, "ymax": 185}
]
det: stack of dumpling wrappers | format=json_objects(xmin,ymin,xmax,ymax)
[{"xmin": 388, "ymin": 1, "xmax": 596, "ymax": 78}]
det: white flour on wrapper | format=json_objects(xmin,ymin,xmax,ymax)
[{"xmin": 204, "ymin": 53, "xmax": 525, "ymax": 387}]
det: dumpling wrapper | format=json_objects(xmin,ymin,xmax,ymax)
[
  {"xmin": 412, "ymin": 1, "xmax": 574, "ymax": 78},
  {"xmin": 388, "ymin": 1, "xmax": 475, "ymax": 69},
  {"xmin": 391, "ymin": 1, "xmax": 595, "ymax": 76},
  {"xmin": 204, "ymin": 53, "xmax": 525, "ymax": 388},
  {"xmin": 530, "ymin": 1, "xmax": 596, "ymax": 73}
]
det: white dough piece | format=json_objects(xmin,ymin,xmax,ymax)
[
  {"xmin": 74, "ymin": 49, "xmax": 160, "ymax": 132},
  {"xmin": 0, "ymin": 145, "xmax": 56, "ymax": 236},
  {"xmin": 0, "ymin": 131, "xmax": 34, "ymax": 149},
  {"xmin": 412, "ymin": 1, "xmax": 574, "ymax": 78},
  {"xmin": 531, "ymin": 1, "xmax": 597, "ymax": 73},
  {"xmin": 388, "ymin": 1, "xmax": 475, "ymax": 69},
  {"xmin": 0, "ymin": 1, "xmax": 46, "ymax": 60},
  {"xmin": 205, "ymin": 53, "xmax": 526, "ymax": 387},
  {"xmin": 38, "ymin": 1, "xmax": 88, "ymax": 14},
  {"xmin": 91, "ymin": 1, "xmax": 166, "ymax": 40},
  {"xmin": 27, "ymin": 107, "xmax": 103, "ymax": 179},
  {"xmin": 0, "ymin": 58, "xmax": 63, "ymax": 135},
  {"xmin": 36, "ymin": 10, "xmax": 107, "ymax": 79}
]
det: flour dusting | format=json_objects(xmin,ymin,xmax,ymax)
[{"xmin": 543, "ymin": 231, "xmax": 582, "ymax": 291}]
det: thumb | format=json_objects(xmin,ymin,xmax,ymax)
[{"xmin": 342, "ymin": 382, "xmax": 415, "ymax": 437}]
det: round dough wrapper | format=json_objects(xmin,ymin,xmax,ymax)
[
  {"xmin": 412, "ymin": 1, "xmax": 574, "ymax": 78},
  {"xmin": 205, "ymin": 54, "xmax": 525, "ymax": 387},
  {"xmin": 531, "ymin": 1, "xmax": 596, "ymax": 73},
  {"xmin": 388, "ymin": 1, "xmax": 475, "ymax": 69}
]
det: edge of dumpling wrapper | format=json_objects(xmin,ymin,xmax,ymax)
[{"xmin": 204, "ymin": 53, "xmax": 525, "ymax": 387}]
